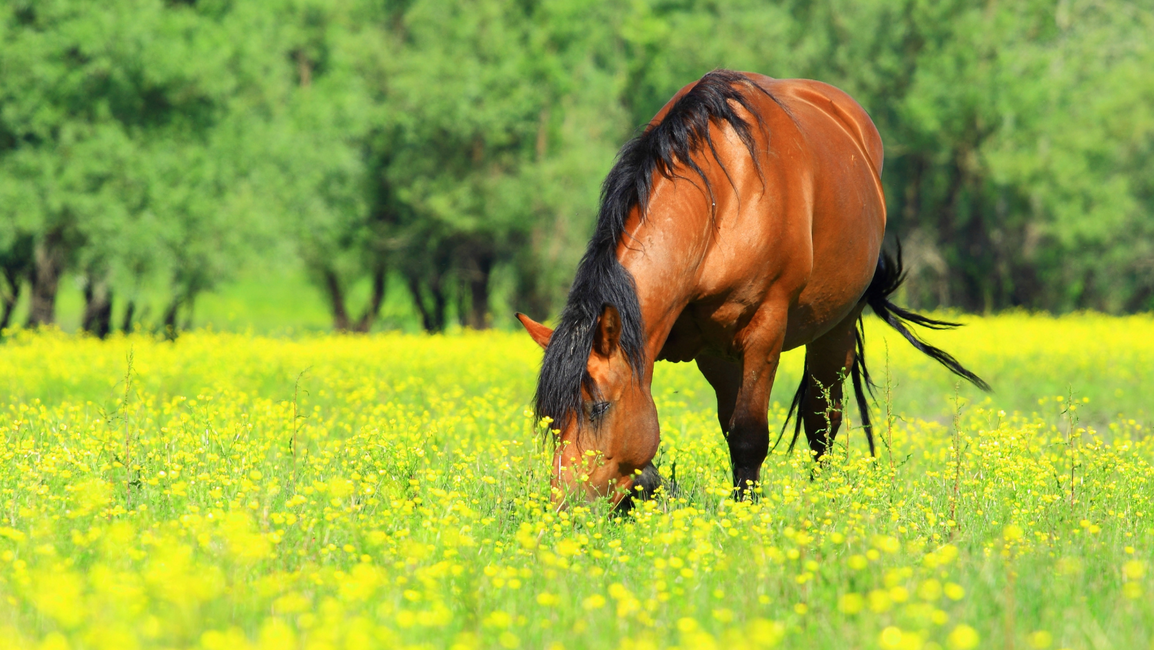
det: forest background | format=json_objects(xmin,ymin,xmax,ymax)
[{"xmin": 2, "ymin": 0, "xmax": 1152, "ymax": 336}]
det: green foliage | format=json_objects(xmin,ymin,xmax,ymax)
[
  {"xmin": 0, "ymin": 0, "xmax": 284, "ymax": 329},
  {"xmin": 2, "ymin": 0, "xmax": 1152, "ymax": 334}
]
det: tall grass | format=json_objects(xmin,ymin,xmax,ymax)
[{"xmin": 0, "ymin": 314, "xmax": 1150, "ymax": 649}]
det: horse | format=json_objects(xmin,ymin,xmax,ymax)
[{"xmin": 516, "ymin": 70, "xmax": 988, "ymax": 509}]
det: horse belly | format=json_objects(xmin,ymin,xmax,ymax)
[{"xmin": 657, "ymin": 310, "xmax": 706, "ymax": 362}]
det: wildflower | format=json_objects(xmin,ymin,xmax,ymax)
[
  {"xmin": 536, "ymin": 592, "xmax": 559, "ymax": 606},
  {"xmin": 1122, "ymin": 560, "xmax": 1145, "ymax": 581},
  {"xmin": 947, "ymin": 625, "xmax": 980, "ymax": 650},
  {"xmin": 582, "ymin": 594, "xmax": 606, "ymax": 610},
  {"xmin": 1003, "ymin": 524, "xmax": 1024, "ymax": 542},
  {"xmin": 917, "ymin": 579, "xmax": 942, "ymax": 601},
  {"xmin": 1027, "ymin": 631, "xmax": 1053, "ymax": 649},
  {"xmin": 878, "ymin": 626, "xmax": 903, "ymax": 649},
  {"xmin": 838, "ymin": 593, "xmax": 864, "ymax": 614}
]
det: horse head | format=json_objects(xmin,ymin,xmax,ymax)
[{"xmin": 518, "ymin": 308, "xmax": 660, "ymax": 510}]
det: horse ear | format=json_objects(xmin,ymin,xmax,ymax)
[
  {"xmin": 516, "ymin": 313, "xmax": 553, "ymax": 349},
  {"xmin": 593, "ymin": 304, "xmax": 622, "ymax": 357}
]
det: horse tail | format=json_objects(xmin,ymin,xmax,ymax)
[{"xmin": 863, "ymin": 242, "xmax": 991, "ymax": 393}]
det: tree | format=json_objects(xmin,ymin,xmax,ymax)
[
  {"xmin": 0, "ymin": 0, "xmax": 281, "ymax": 335},
  {"xmin": 241, "ymin": 0, "xmax": 398, "ymax": 332}
]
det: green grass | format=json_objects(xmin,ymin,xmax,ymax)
[
  {"xmin": 13, "ymin": 267, "xmax": 429, "ymax": 335},
  {"xmin": 0, "ymin": 316, "xmax": 1150, "ymax": 649}
]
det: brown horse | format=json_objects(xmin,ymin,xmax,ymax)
[{"xmin": 517, "ymin": 70, "xmax": 987, "ymax": 509}]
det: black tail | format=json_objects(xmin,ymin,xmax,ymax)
[
  {"xmin": 864, "ymin": 243, "xmax": 991, "ymax": 393},
  {"xmin": 777, "ymin": 242, "xmax": 990, "ymax": 456}
]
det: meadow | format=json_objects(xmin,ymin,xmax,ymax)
[{"xmin": 0, "ymin": 313, "xmax": 1151, "ymax": 650}]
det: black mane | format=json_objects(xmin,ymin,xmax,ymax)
[{"xmin": 535, "ymin": 69, "xmax": 768, "ymax": 434}]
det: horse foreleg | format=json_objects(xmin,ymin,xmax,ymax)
[
  {"xmin": 800, "ymin": 310, "xmax": 863, "ymax": 460},
  {"xmin": 696, "ymin": 354, "xmax": 741, "ymax": 438},
  {"xmin": 701, "ymin": 315, "xmax": 786, "ymax": 498}
]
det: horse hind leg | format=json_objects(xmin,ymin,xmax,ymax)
[{"xmin": 799, "ymin": 310, "xmax": 864, "ymax": 461}]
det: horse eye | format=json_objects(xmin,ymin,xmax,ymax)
[{"xmin": 588, "ymin": 401, "xmax": 610, "ymax": 422}]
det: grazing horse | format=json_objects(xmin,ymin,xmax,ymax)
[{"xmin": 517, "ymin": 70, "xmax": 987, "ymax": 509}]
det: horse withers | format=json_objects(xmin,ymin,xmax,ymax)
[{"xmin": 518, "ymin": 70, "xmax": 987, "ymax": 509}]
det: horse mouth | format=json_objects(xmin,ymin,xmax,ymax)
[{"xmin": 612, "ymin": 463, "xmax": 662, "ymax": 513}]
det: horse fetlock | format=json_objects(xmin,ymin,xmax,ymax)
[{"xmin": 732, "ymin": 466, "xmax": 762, "ymax": 500}]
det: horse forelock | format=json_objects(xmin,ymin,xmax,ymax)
[{"xmin": 534, "ymin": 69, "xmax": 770, "ymax": 438}]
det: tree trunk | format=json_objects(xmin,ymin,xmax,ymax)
[
  {"xmin": 296, "ymin": 50, "xmax": 312, "ymax": 88},
  {"xmin": 934, "ymin": 152, "xmax": 968, "ymax": 308},
  {"xmin": 0, "ymin": 270, "xmax": 19, "ymax": 331},
  {"xmin": 322, "ymin": 268, "xmax": 351, "ymax": 331},
  {"xmin": 959, "ymin": 177, "xmax": 993, "ymax": 312},
  {"xmin": 0, "ymin": 297, "xmax": 15, "ymax": 331},
  {"xmin": 466, "ymin": 254, "xmax": 493, "ymax": 330},
  {"xmin": 901, "ymin": 156, "xmax": 925, "ymax": 230},
  {"xmin": 513, "ymin": 245, "xmax": 554, "ymax": 323},
  {"xmin": 406, "ymin": 273, "xmax": 435, "ymax": 332},
  {"xmin": 163, "ymin": 296, "xmax": 181, "ymax": 340},
  {"xmin": 121, "ymin": 299, "xmax": 136, "ymax": 334},
  {"xmin": 182, "ymin": 292, "xmax": 196, "ymax": 331},
  {"xmin": 430, "ymin": 282, "xmax": 446, "ymax": 332},
  {"xmin": 1125, "ymin": 283, "xmax": 1154, "ymax": 312},
  {"xmin": 456, "ymin": 281, "xmax": 469, "ymax": 329},
  {"xmin": 405, "ymin": 269, "xmax": 448, "ymax": 333},
  {"xmin": 26, "ymin": 230, "xmax": 65, "ymax": 328},
  {"xmin": 81, "ymin": 274, "xmax": 114, "ymax": 339},
  {"xmin": 353, "ymin": 263, "xmax": 387, "ymax": 333},
  {"xmin": 535, "ymin": 106, "xmax": 551, "ymax": 161}
]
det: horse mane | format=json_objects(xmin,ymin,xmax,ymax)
[{"xmin": 535, "ymin": 69, "xmax": 769, "ymax": 434}]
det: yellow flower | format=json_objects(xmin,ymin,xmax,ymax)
[
  {"xmin": 582, "ymin": 594, "xmax": 606, "ymax": 610},
  {"xmin": 1027, "ymin": 630, "xmax": 1053, "ymax": 649},
  {"xmin": 536, "ymin": 592, "xmax": 559, "ymax": 606},
  {"xmin": 944, "ymin": 583, "xmax": 966, "ymax": 601},
  {"xmin": 838, "ymin": 593, "xmax": 864, "ymax": 614},
  {"xmin": 878, "ymin": 626, "xmax": 904, "ymax": 649},
  {"xmin": 1122, "ymin": 560, "xmax": 1145, "ymax": 581},
  {"xmin": 917, "ymin": 579, "xmax": 942, "ymax": 601},
  {"xmin": 869, "ymin": 589, "xmax": 892, "ymax": 613},
  {"xmin": 947, "ymin": 625, "xmax": 980, "ymax": 650}
]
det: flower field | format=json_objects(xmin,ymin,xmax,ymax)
[{"xmin": 0, "ymin": 313, "xmax": 1152, "ymax": 650}]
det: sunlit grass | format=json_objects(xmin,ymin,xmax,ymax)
[{"xmin": 0, "ymin": 314, "xmax": 1151, "ymax": 649}]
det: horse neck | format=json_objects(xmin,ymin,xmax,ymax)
[{"xmin": 616, "ymin": 180, "xmax": 711, "ymax": 377}]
